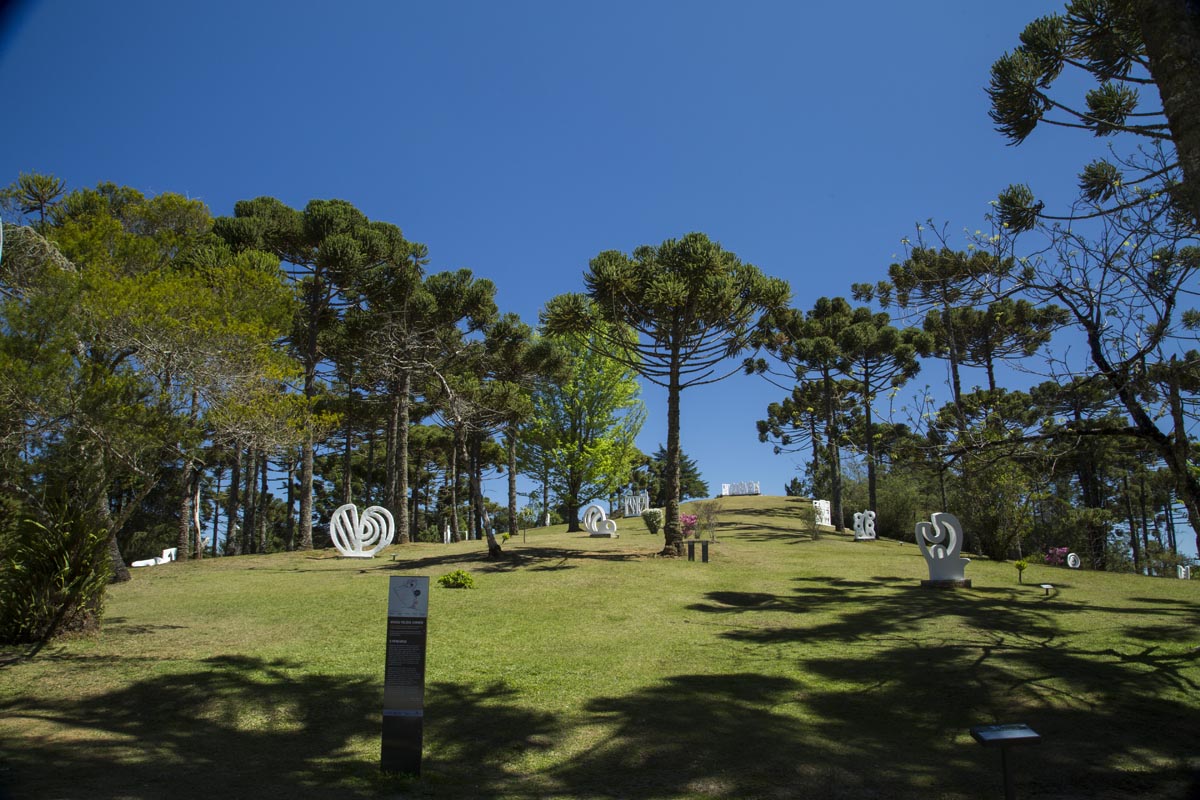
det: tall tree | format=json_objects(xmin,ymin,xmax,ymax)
[
  {"xmin": 520, "ymin": 327, "xmax": 643, "ymax": 530},
  {"xmin": 215, "ymin": 198, "xmax": 407, "ymax": 549},
  {"xmin": 644, "ymin": 446, "xmax": 708, "ymax": 509},
  {"xmin": 543, "ymin": 233, "xmax": 789, "ymax": 555}
]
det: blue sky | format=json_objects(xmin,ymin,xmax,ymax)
[{"xmin": 7, "ymin": 1, "xmax": 1187, "ymax": 553}]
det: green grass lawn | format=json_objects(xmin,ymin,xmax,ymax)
[{"xmin": 1, "ymin": 495, "xmax": 1197, "ymax": 799}]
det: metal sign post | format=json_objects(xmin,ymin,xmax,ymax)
[{"xmin": 381, "ymin": 576, "xmax": 429, "ymax": 775}]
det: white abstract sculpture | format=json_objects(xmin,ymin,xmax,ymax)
[
  {"xmin": 131, "ymin": 547, "xmax": 177, "ymax": 568},
  {"xmin": 1067, "ymin": 552, "xmax": 1082, "ymax": 569},
  {"xmin": 1180, "ymin": 564, "xmax": 1193, "ymax": 580},
  {"xmin": 621, "ymin": 491, "xmax": 650, "ymax": 518},
  {"xmin": 330, "ymin": 504, "xmax": 394, "ymax": 558},
  {"xmin": 813, "ymin": 499, "xmax": 831, "ymax": 527},
  {"xmin": 915, "ymin": 512, "xmax": 970, "ymax": 583},
  {"xmin": 721, "ymin": 481, "xmax": 761, "ymax": 496},
  {"xmin": 443, "ymin": 523, "xmax": 451, "ymax": 544},
  {"xmin": 853, "ymin": 510, "xmax": 876, "ymax": 540},
  {"xmin": 581, "ymin": 503, "xmax": 618, "ymax": 537}
]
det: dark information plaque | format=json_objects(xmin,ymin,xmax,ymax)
[{"xmin": 381, "ymin": 576, "xmax": 429, "ymax": 775}]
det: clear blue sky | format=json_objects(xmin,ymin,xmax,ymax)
[{"xmin": 8, "ymin": 1, "xmax": 1186, "ymax": 553}]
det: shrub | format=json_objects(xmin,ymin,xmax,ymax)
[
  {"xmin": 437, "ymin": 569, "xmax": 475, "ymax": 589},
  {"xmin": 0, "ymin": 504, "xmax": 112, "ymax": 647},
  {"xmin": 1045, "ymin": 547, "xmax": 1069, "ymax": 566},
  {"xmin": 1015, "ymin": 559, "xmax": 1028, "ymax": 584},
  {"xmin": 680, "ymin": 513, "xmax": 698, "ymax": 538},
  {"xmin": 641, "ymin": 508, "xmax": 663, "ymax": 536}
]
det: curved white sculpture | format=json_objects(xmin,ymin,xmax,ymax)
[
  {"xmin": 330, "ymin": 503, "xmax": 394, "ymax": 558},
  {"xmin": 853, "ymin": 510, "xmax": 876, "ymax": 540},
  {"xmin": 915, "ymin": 512, "xmax": 970, "ymax": 582},
  {"xmin": 1067, "ymin": 552, "xmax": 1082, "ymax": 569},
  {"xmin": 1180, "ymin": 564, "xmax": 1193, "ymax": 580},
  {"xmin": 581, "ymin": 503, "xmax": 618, "ymax": 538}
]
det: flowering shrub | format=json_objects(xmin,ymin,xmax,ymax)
[
  {"xmin": 680, "ymin": 513, "xmax": 698, "ymax": 538},
  {"xmin": 1045, "ymin": 547, "xmax": 1070, "ymax": 566}
]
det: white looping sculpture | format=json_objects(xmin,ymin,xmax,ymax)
[
  {"xmin": 915, "ymin": 512, "xmax": 970, "ymax": 582},
  {"xmin": 1067, "ymin": 552, "xmax": 1082, "ymax": 569},
  {"xmin": 853, "ymin": 510, "xmax": 876, "ymax": 540},
  {"xmin": 330, "ymin": 503, "xmax": 394, "ymax": 558},
  {"xmin": 581, "ymin": 503, "xmax": 618, "ymax": 537}
]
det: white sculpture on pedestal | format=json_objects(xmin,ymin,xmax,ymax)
[
  {"xmin": 581, "ymin": 503, "xmax": 618, "ymax": 537},
  {"xmin": 813, "ymin": 499, "xmax": 831, "ymax": 527},
  {"xmin": 1067, "ymin": 552, "xmax": 1082, "ymax": 569},
  {"xmin": 330, "ymin": 504, "xmax": 394, "ymax": 558},
  {"xmin": 1180, "ymin": 564, "xmax": 1193, "ymax": 580},
  {"xmin": 853, "ymin": 510, "xmax": 876, "ymax": 540},
  {"xmin": 915, "ymin": 512, "xmax": 970, "ymax": 582}
]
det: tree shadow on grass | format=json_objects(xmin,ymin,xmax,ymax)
[
  {"xmin": 0, "ymin": 655, "xmax": 381, "ymax": 800},
  {"xmin": 676, "ymin": 576, "xmax": 1200, "ymax": 798}
]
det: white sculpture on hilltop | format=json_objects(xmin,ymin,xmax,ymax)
[
  {"xmin": 581, "ymin": 503, "xmax": 618, "ymax": 538},
  {"xmin": 915, "ymin": 512, "xmax": 970, "ymax": 583},
  {"xmin": 853, "ymin": 510, "xmax": 876, "ymax": 540},
  {"xmin": 330, "ymin": 504, "xmax": 394, "ymax": 558}
]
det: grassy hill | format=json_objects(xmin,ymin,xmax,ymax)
[{"xmin": 1, "ymin": 495, "xmax": 1197, "ymax": 799}]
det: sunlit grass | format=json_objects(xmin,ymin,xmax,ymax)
[{"xmin": 1, "ymin": 495, "xmax": 1197, "ymax": 799}]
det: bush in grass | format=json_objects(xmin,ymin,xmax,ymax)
[
  {"xmin": 0, "ymin": 500, "xmax": 112, "ymax": 647},
  {"xmin": 680, "ymin": 513, "xmax": 698, "ymax": 538},
  {"xmin": 641, "ymin": 508, "xmax": 663, "ymax": 536},
  {"xmin": 437, "ymin": 569, "xmax": 475, "ymax": 589},
  {"xmin": 1045, "ymin": 547, "xmax": 1069, "ymax": 566}
]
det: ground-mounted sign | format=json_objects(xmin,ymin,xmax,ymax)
[{"xmin": 381, "ymin": 576, "xmax": 429, "ymax": 775}]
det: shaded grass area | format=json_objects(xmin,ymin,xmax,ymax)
[{"xmin": 1, "ymin": 495, "xmax": 1197, "ymax": 799}]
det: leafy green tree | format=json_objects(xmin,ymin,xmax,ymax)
[
  {"xmin": 520, "ymin": 327, "xmax": 644, "ymax": 530},
  {"xmin": 543, "ymin": 232, "xmax": 789, "ymax": 555}
]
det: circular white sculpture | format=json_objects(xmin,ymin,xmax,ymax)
[
  {"xmin": 581, "ymin": 503, "xmax": 618, "ymax": 537},
  {"xmin": 330, "ymin": 503, "xmax": 394, "ymax": 558},
  {"xmin": 1067, "ymin": 552, "xmax": 1081, "ymax": 569},
  {"xmin": 915, "ymin": 512, "xmax": 970, "ymax": 582}
]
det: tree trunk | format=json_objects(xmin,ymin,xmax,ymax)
[
  {"xmin": 506, "ymin": 424, "xmax": 519, "ymax": 537},
  {"xmin": 258, "ymin": 452, "xmax": 270, "ymax": 553},
  {"xmin": 341, "ymin": 388, "xmax": 354, "ymax": 506},
  {"xmin": 243, "ymin": 447, "xmax": 257, "ymax": 555},
  {"xmin": 211, "ymin": 467, "xmax": 222, "ymax": 557},
  {"xmin": 227, "ymin": 445, "xmax": 242, "ymax": 556},
  {"xmin": 1123, "ymin": 475, "xmax": 1142, "ymax": 573},
  {"xmin": 1134, "ymin": 0, "xmax": 1200, "ymax": 228},
  {"xmin": 285, "ymin": 452, "xmax": 295, "ymax": 551},
  {"xmin": 176, "ymin": 459, "xmax": 193, "ymax": 561},
  {"xmin": 298, "ymin": 436, "xmax": 314, "ymax": 550},
  {"xmin": 824, "ymin": 370, "xmax": 845, "ymax": 532},
  {"xmin": 662, "ymin": 346, "xmax": 684, "ymax": 556},
  {"xmin": 396, "ymin": 372, "xmax": 412, "ymax": 544}
]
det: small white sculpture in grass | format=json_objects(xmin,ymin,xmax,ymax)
[
  {"xmin": 813, "ymin": 499, "xmax": 831, "ymax": 527},
  {"xmin": 330, "ymin": 504, "xmax": 394, "ymax": 558},
  {"xmin": 915, "ymin": 512, "xmax": 970, "ymax": 583},
  {"xmin": 581, "ymin": 503, "xmax": 618, "ymax": 538},
  {"xmin": 131, "ymin": 547, "xmax": 177, "ymax": 568},
  {"xmin": 853, "ymin": 510, "xmax": 876, "ymax": 541},
  {"xmin": 1067, "ymin": 552, "xmax": 1082, "ymax": 569},
  {"xmin": 1180, "ymin": 564, "xmax": 1193, "ymax": 580}
]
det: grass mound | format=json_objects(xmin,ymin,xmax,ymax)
[{"xmin": 1, "ymin": 495, "xmax": 1196, "ymax": 799}]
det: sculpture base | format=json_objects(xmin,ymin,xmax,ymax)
[
  {"xmin": 338, "ymin": 552, "xmax": 376, "ymax": 559},
  {"xmin": 588, "ymin": 532, "xmax": 619, "ymax": 538},
  {"xmin": 921, "ymin": 579, "xmax": 972, "ymax": 589}
]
